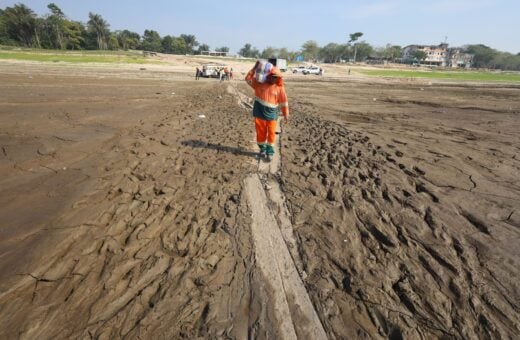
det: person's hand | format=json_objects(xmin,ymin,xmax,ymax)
[{"xmin": 283, "ymin": 114, "xmax": 289, "ymax": 124}]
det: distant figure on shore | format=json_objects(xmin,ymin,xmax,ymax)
[
  {"xmin": 229, "ymin": 68, "xmax": 233, "ymax": 80},
  {"xmin": 348, "ymin": 68, "xmax": 351, "ymax": 75},
  {"xmin": 195, "ymin": 67, "xmax": 200, "ymax": 80},
  {"xmin": 224, "ymin": 67, "xmax": 229, "ymax": 81}
]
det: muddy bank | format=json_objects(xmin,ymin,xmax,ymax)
[
  {"xmin": 281, "ymin": 80, "xmax": 520, "ymax": 338},
  {"xmin": 1, "ymin": 61, "xmax": 519, "ymax": 339},
  {"xmin": 0, "ymin": 64, "xmax": 281, "ymax": 339}
]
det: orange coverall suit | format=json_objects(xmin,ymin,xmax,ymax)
[{"xmin": 245, "ymin": 67, "xmax": 289, "ymax": 155}]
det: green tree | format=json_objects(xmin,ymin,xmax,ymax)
[
  {"xmin": 169, "ymin": 36, "xmax": 187, "ymax": 54},
  {"xmin": 87, "ymin": 12, "xmax": 109, "ymax": 50},
  {"xmin": 412, "ymin": 50, "xmax": 427, "ymax": 63},
  {"xmin": 354, "ymin": 42, "xmax": 374, "ymax": 61},
  {"xmin": 63, "ymin": 20, "xmax": 85, "ymax": 50},
  {"xmin": 215, "ymin": 46, "xmax": 229, "ymax": 53},
  {"xmin": 40, "ymin": 8, "xmax": 85, "ymax": 50},
  {"xmin": 239, "ymin": 43, "xmax": 252, "ymax": 57},
  {"xmin": 46, "ymin": 3, "xmax": 66, "ymax": 49},
  {"xmin": 141, "ymin": 29, "xmax": 162, "ymax": 52},
  {"xmin": 197, "ymin": 43, "xmax": 210, "ymax": 54},
  {"xmin": 465, "ymin": 44, "xmax": 496, "ymax": 68},
  {"xmin": 116, "ymin": 30, "xmax": 140, "ymax": 50},
  {"xmin": 488, "ymin": 51, "xmax": 520, "ymax": 70},
  {"xmin": 180, "ymin": 34, "xmax": 198, "ymax": 54},
  {"xmin": 277, "ymin": 47, "xmax": 295, "ymax": 61},
  {"xmin": 108, "ymin": 32, "xmax": 119, "ymax": 50},
  {"xmin": 319, "ymin": 42, "xmax": 347, "ymax": 63},
  {"xmin": 0, "ymin": 8, "xmax": 8, "ymax": 44},
  {"xmin": 302, "ymin": 40, "xmax": 320, "ymax": 61},
  {"xmin": 161, "ymin": 35, "xmax": 187, "ymax": 54},
  {"xmin": 261, "ymin": 46, "xmax": 278, "ymax": 59},
  {"xmin": 0, "ymin": 9, "xmax": 8, "ymax": 44},
  {"xmin": 380, "ymin": 44, "xmax": 402, "ymax": 61},
  {"xmin": 161, "ymin": 35, "xmax": 174, "ymax": 53},
  {"xmin": 239, "ymin": 43, "xmax": 259, "ymax": 58},
  {"xmin": 348, "ymin": 32, "xmax": 363, "ymax": 62},
  {"xmin": 1, "ymin": 4, "xmax": 39, "ymax": 47}
]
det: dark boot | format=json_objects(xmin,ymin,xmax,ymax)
[
  {"xmin": 265, "ymin": 144, "xmax": 275, "ymax": 161},
  {"xmin": 258, "ymin": 144, "xmax": 267, "ymax": 157}
]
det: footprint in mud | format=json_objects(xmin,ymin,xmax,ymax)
[
  {"xmin": 415, "ymin": 182, "xmax": 439, "ymax": 203},
  {"xmin": 460, "ymin": 210, "xmax": 491, "ymax": 235},
  {"xmin": 398, "ymin": 164, "xmax": 419, "ymax": 178},
  {"xmin": 413, "ymin": 166, "xmax": 426, "ymax": 176},
  {"xmin": 386, "ymin": 156, "xmax": 397, "ymax": 164},
  {"xmin": 402, "ymin": 189, "xmax": 412, "ymax": 198},
  {"xmin": 392, "ymin": 139, "xmax": 408, "ymax": 146}
]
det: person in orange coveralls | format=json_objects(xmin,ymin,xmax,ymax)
[{"xmin": 245, "ymin": 61, "xmax": 289, "ymax": 161}]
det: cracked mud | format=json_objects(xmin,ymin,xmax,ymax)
[{"xmin": 1, "ymin": 61, "xmax": 519, "ymax": 339}]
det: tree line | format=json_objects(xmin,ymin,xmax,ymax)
[
  {"xmin": 0, "ymin": 3, "xmax": 222, "ymax": 54},
  {"xmin": 1, "ymin": 3, "xmax": 519, "ymax": 70}
]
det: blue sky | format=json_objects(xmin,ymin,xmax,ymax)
[{"xmin": 2, "ymin": 0, "xmax": 519, "ymax": 54}]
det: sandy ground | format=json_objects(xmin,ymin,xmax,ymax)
[{"xmin": 0, "ymin": 58, "xmax": 519, "ymax": 339}]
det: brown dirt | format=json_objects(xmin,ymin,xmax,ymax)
[
  {"xmin": 0, "ymin": 59, "xmax": 519, "ymax": 339},
  {"xmin": 282, "ymin": 77, "xmax": 520, "ymax": 339}
]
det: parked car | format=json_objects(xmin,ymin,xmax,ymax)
[
  {"xmin": 302, "ymin": 66, "xmax": 321, "ymax": 75},
  {"xmin": 292, "ymin": 65, "xmax": 307, "ymax": 73}
]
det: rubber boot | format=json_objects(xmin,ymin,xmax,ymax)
[
  {"xmin": 258, "ymin": 144, "xmax": 267, "ymax": 158},
  {"xmin": 265, "ymin": 144, "xmax": 275, "ymax": 161}
]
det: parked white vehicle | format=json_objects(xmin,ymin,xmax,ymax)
[
  {"xmin": 201, "ymin": 63, "xmax": 227, "ymax": 78},
  {"xmin": 292, "ymin": 65, "xmax": 307, "ymax": 73},
  {"xmin": 302, "ymin": 66, "xmax": 322, "ymax": 75}
]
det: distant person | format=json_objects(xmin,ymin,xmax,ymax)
[
  {"xmin": 319, "ymin": 67, "xmax": 324, "ymax": 76},
  {"xmin": 229, "ymin": 68, "xmax": 234, "ymax": 80},
  {"xmin": 195, "ymin": 67, "xmax": 200, "ymax": 80},
  {"xmin": 245, "ymin": 61, "xmax": 289, "ymax": 161},
  {"xmin": 348, "ymin": 68, "xmax": 351, "ymax": 75},
  {"xmin": 224, "ymin": 67, "xmax": 229, "ymax": 81}
]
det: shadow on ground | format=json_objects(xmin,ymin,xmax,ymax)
[{"xmin": 181, "ymin": 140, "xmax": 259, "ymax": 158}]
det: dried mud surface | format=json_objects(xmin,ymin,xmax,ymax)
[
  {"xmin": 1, "ymin": 61, "xmax": 519, "ymax": 339},
  {"xmin": 282, "ymin": 78, "xmax": 520, "ymax": 339},
  {"xmin": 0, "ymin": 63, "xmax": 280, "ymax": 339}
]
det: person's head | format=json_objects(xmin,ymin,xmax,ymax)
[
  {"xmin": 267, "ymin": 67, "xmax": 283, "ymax": 85},
  {"xmin": 266, "ymin": 74, "xmax": 279, "ymax": 84}
]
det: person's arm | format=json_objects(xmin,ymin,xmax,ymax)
[
  {"xmin": 245, "ymin": 61, "xmax": 260, "ymax": 88},
  {"xmin": 245, "ymin": 68, "xmax": 255, "ymax": 87}
]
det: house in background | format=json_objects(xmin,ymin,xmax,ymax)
[
  {"xmin": 446, "ymin": 48, "xmax": 473, "ymax": 68},
  {"xmin": 402, "ymin": 43, "xmax": 473, "ymax": 68},
  {"xmin": 199, "ymin": 51, "xmax": 228, "ymax": 57}
]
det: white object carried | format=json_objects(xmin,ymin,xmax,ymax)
[{"xmin": 255, "ymin": 60, "xmax": 274, "ymax": 83}]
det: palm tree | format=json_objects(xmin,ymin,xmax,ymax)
[
  {"xmin": 180, "ymin": 34, "xmax": 198, "ymax": 54},
  {"xmin": 88, "ymin": 12, "xmax": 109, "ymax": 50}
]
